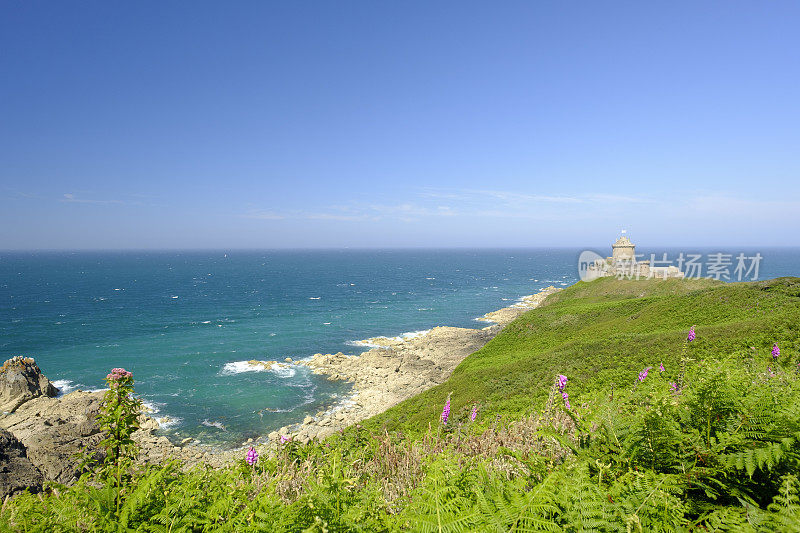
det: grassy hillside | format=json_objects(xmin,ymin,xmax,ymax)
[
  {"xmin": 368, "ymin": 276, "xmax": 800, "ymax": 433},
  {"xmin": 4, "ymin": 276, "xmax": 800, "ymax": 531}
]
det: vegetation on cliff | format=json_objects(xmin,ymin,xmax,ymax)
[{"xmin": 2, "ymin": 277, "xmax": 799, "ymax": 531}]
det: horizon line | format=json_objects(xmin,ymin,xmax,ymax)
[{"xmin": 2, "ymin": 245, "xmax": 800, "ymax": 253}]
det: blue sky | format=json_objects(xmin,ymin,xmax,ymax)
[{"xmin": 1, "ymin": 1, "xmax": 799, "ymax": 249}]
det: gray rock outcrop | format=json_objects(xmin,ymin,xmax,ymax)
[
  {"xmin": 0, "ymin": 427, "xmax": 43, "ymax": 498},
  {"xmin": 0, "ymin": 356, "xmax": 193, "ymax": 491},
  {"xmin": 0, "ymin": 356, "xmax": 56, "ymax": 413}
]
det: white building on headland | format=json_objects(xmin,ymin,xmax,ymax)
[{"xmin": 587, "ymin": 235, "xmax": 684, "ymax": 280}]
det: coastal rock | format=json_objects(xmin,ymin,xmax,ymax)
[
  {"xmin": 0, "ymin": 428, "xmax": 43, "ymax": 498},
  {"xmin": 0, "ymin": 357, "xmax": 57, "ymax": 413},
  {"xmin": 0, "ymin": 357, "xmax": 181, "ymax": 483},
  {"xmin": 297, "ymin": 286, "xmax": 563, "ymax": 442},
  {"xmin": 476, "ymin": 286, "xmax": 560, "ymax": 326},
  {"xmin": 0, "ymin": 390, "xmax": 105, "ymax": 484}
]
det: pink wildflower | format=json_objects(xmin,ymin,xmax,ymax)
[
  {"xmin": 687, "ymin": 326, "xmax": 695, "ymax": 342},
  {"xmin": 441, "ymin": 394, "xmax": 451, "ymax": 425},
  {"xmin": 279, "ymin": 435, "xmax": 292, "ymax": 443},
  {"xmin": 772, "ymin": 344, "xmax": 780, "ymax": 360},
  {"xmin": 470, "ymin": 404, "xmax": 478, "ymax": 422},
  {"xmin": 638, "ymin": 366, "xmax": 653, "ymax": 382},
  {"xmin": 659, "ymin": 362, "xmax": 665, "ymax": 372},
  {"xmin": 106, "ymin": 367, "xmax": 133, "ymax": 386},
  {"xmin": 557, "ymin": 375, "xmax": 571, "ymax": 409},
  {"xmin": 246, "ymin": 446, "xmax": 258, "ymax": 466}
]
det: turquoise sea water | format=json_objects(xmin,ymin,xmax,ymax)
[{"xmin": 2, "ymin": 248, "xmax": 798, "ymax": 447}]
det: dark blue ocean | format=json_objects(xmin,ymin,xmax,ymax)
[{"xmin": 2, "ymin": 248, "xmax": 799, "ymax": 447}]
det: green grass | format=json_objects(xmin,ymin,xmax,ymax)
[
  {"xmin": 4, "ymin": 276, "xmax": 800, "ymax": 531},
  {"xmin": 367, "ymin": 276, "xmax": 800, "ymax": 433}
]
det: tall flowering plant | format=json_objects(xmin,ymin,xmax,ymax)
[
  {"xmin": 97, "ymin": 368, "xmax": 142, "ymax": 486},
  {"xmin": 677, "ymin": 326, "xmax": 696, "ymax": 391},
  {"xmin": 441, "ymin": 393, "xmax": 451, "ymax": 425},
  {"xmin": 557, "ymin": 375, "xmax": 571, "ymax": 410},
  {"xmin": 246, "ymin": 446, "xmax": 259, "ymax": 467}
]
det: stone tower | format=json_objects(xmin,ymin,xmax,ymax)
[{"xmin": 612, "ymin": 235, "xmax": 636, "ymax": 263}]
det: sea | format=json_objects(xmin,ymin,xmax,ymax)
[{"xmin": 2, "ymin": 248, "xmax": 799, "ymax": 447}]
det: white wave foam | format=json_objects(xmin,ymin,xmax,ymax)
[
  {"xmin": 401, "ymin": 329, "xmax": 432, "ymax": 340},
  {"xmin": 221, "ymin": 361, "xmax": 271, "ymax": 375},
  {"xmin": 156, "ymin": 416, "xmax": 182, "ymax": 430},
  {"xmin": 348, "ymin": 329, "xmax": 433, "ymax": 348},
  {"xmin": 221, "ymin": 360, "xmax": 298, "ymax": 378},
  {"xmin": 309, "ymin": 297, "xmax": 321, "ymax": 300},
  {"xmin": 202, "ymin": 419, "xmax": 226, "ymax": 431},
  {"xmin": 52, "ymin": 379, "xmax": 76, "ymax": 396},
  {"xmin": 141, "ymin": 400, "xmax": 165, "ymax": 415},
  {"xmin": 272, "ymin": 366, "xmax": 297, "ymax": 378},
  {"xmin": 346, "ymin": 340, "xmax": 377, "ymax": 348}
]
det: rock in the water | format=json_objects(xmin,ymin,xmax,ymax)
[
  {"xmin": 0, "ymin": 357, "xmax": 57, "ymax": 413},
  {"xmin": 0, "ymin": 428, "xmax": 43, "ymax": 498}
]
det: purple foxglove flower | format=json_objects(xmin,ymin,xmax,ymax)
[
  {"xmin": 246, "ymin": 446, "xmax": 258, "ymax": 466},
  {"xmin": 659, "ymin": 363, "xmax": 665, "ymax": 372},
  {"xmin": 470, "ymin": 404, "xmax": 478, "ymax": 422},
  {"xmin": 562, "ymin": 392, "xmax": 571, "ymax": 410},
  {"xmin": 772, "ymin": 344, "xmax": 780, "ymax": 359},
  {"xmin": 687, "ymin": 326, "xmax": 695, "ymax": 342},
  {"xmin": 557, "ymin": 375, "xmax": 568, "ymax": 392},
  {"xmin": 669, "ymin": 382, "xmax": 678, "ymax": 393},
  {"xmin": 638, "ymin": 366, "xmax": 653, "ymax": 382},
  {"xmin": 441, "ymin": 395, "xmax": 451, "ymax": 425},
  {"xmin": 280, "ymin": 435, "xmax": 291, "ymax": 443}
]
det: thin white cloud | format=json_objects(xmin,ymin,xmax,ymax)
[
  {"xmin": 242, "ymin": 210, "xmax": 286, "ymax": 220},
  {"xmin": 307, "ymin": 213, "xmax": 372, "ymax": 221},
  {"xmin": 61, "ymin": 193, "xmax": 124, "ymax": 205},
  {"xmin": 242, "ymin": 189, "xmax": 794, "ymax": 228}
]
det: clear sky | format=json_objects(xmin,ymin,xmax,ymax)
[{"xmin": 1, "ymin": 1, "xmax": 799, "ymax": 249}]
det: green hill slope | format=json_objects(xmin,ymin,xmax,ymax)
[
  {"xmin": 4, "ymin": 276, "xmax": 800, "ymax": 531},
  {"xmin": 368, "ymin": 276, "xmax": 800, "ymax": 433}
]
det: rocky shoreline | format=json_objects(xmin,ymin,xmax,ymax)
[
  {"xmin": 0, "ymin": 286, "xmax": 561, "ymax": 494},
  {"xmin": 261, "ymin": 285, "xmax": 561, "ymax": 445}
]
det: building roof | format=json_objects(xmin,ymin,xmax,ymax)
[{"xmin": 613, "ymin": 236, "xmax": 634, "ymax": 247}]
